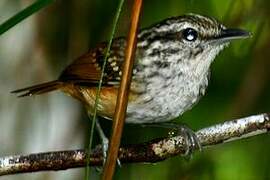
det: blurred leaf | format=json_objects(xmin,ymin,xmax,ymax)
[{"xmin": 0, "ymin": 0, "xmax": 54, "ymax": 36}]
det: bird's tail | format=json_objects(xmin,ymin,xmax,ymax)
[{"xmin": 11, "ymin": 80, "xmax": 63, "ymax": 97}]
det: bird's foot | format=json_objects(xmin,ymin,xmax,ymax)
[
  {"xmin": 143, "ymin": 122, "xmax": 201, "ymax": 158},
  {"xmin": 167, "ymin": 123, "xmax": 201, "ymax": 158},
  {"xmin": 94, "ymin": 119, "xmax": 121, "ymax": 167},
  {"xmin": 100, "ymin": 135, "xmax": 109, "ymax": 165}
]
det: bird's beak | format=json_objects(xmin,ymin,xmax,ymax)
[
  {"xmin": 211, "ymin": 28, "xmax": 252, "ymax": 45},
  {"xmin": 219, "ymin": 28, "xmax": 251, "ymax": 40}
]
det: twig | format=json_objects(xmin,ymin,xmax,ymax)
[
  {"xmin": 102, "ymin": 0, "xmax": 143, "ymax": 179},
  {"xmin": 0, "ymin": 113, "xmax": 269, "ymax": 176}
]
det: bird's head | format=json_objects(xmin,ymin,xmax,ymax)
[{"xmin": 137, "ymin": 14, "xmax": 251, "ymax": 75}]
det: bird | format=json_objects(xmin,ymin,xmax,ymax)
[{"xmin": 12, "ymin": 14, "xmax": 251, "ymax": 155}]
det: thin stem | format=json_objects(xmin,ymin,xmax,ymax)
[
  {"xmin": 85, "ymin": 0, "xmax": 125, "ymax": 179},
  {"xmin": 102, "ymin": 0, "xmax": 143, "ymax": 179}
]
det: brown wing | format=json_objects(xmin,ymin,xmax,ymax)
[
  {"xmin": 59, "ymin": 38, "xmax": 126, "ymax": 86},
  {"xmin": 11, "ymin": 38, "xmax": 127, "ymax": 97}
]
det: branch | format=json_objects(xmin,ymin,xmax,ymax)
[{"xmin": 0, "ymin": 113, "xmax": 269, "ymax": 176}]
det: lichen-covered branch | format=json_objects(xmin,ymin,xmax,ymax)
[{"xmin": 0, "ymin": 113, "xmax": 269, "ymax": 176}]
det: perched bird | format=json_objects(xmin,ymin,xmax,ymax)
[{"xmin": 12, "ymin": 14, "xmax": 251, "ymax": 154}]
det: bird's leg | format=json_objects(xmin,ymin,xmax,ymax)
[
  {"xmin": 95, "ymin": 117, "xmax": 122, "ymax": 166},
  {"xmin": 86, "ymin": 111, "xmax": 108, "ymax": 164},
  {"xmin": 142, "ymin": 122, "xmax": 201, "ymax": 157},
  {"xmin": 95, "ymin": 117, "xmax": 109, "ymax": 164},
  {"xmin": 86, "ymin": 112, "xmax": 121, "ymax": 167}
]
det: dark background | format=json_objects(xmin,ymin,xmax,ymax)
[{"xmin": 0, "ymin": 0, "xmax": 269, "ymax": 179}]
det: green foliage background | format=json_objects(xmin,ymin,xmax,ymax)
[{"xmin": 0, "ymin": 0, "xmax": 269, "ymax": 179}]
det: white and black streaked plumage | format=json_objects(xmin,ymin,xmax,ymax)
[{"xmin": 12, "ymin": 14, "xmax": 250, "ymax": 124}]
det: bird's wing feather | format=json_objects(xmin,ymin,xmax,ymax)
[{"xmin": 59, "ymin": 38, "xmax": 126, "ymax": 86}]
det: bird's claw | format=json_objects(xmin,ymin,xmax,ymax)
[
  {"xmin": 101, "ymin": 137, "xmax": 109, "ymax": 165},
  {"xmin": 100, "ymin": 136, "xmax": 121, "ymax": 167},
  {"xmin": 144, "ymin": 122, "xmax": 201, "ymax": 158},
  {"xmin": 169, "ymin": 125, "xmax": 201, "ymax": 157}
]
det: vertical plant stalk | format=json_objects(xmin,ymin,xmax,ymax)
[
  {"xmin": 102, "ymin": 0, "xmax": 143, "ymax": 179},
  {"xmin": 0, "ymin": 0, "xmax": 54, "ymax": 36},
  {"xmin": 85, "ymin": 0, "xmax": 125, "ymax": 179}
]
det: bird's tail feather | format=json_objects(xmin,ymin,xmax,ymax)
[{"xmin": 11, "ymin": 80, "xmax": 63, "ymax": 97}]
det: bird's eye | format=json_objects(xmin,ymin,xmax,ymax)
[{"xmin": 182, "ymin": 28, "xmax": 198, "ymax": 42}]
